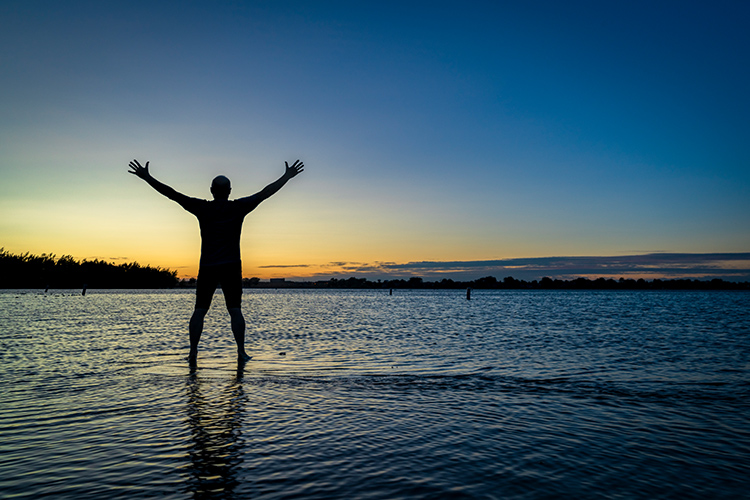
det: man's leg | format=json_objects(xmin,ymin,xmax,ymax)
[
  {"xmin": 222, "ymin": 262, "xmax": 250, "ymax": 361},
  {"xmin": 188, "ymin": 308, "xmax": 209, "ymax": 363},
  {"xmin": 228, "ymin": 307, "xmax": 250, "ymax": 361},
  {"xmin": 190, "ymin": 266, "xmax": 218, "ymax": 363}
]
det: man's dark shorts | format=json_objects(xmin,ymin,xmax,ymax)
[{"xmin": 195, "ymin": 262, "xmax": 242, "ymax": 309}]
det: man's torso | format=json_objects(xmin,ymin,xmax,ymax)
[{"xmin": 177, "ymin": 195, "xmax": 261, "ymax": 267}]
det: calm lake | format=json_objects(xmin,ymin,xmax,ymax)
[{"xmin": 1, "ymin": 289, "xmax": 749, "ymax": 499}]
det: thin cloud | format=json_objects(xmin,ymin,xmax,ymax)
[
  {"xmin": 258, "ymin": 264, "xmax": 311, "ymax": 268},
  {"xmin": 289, "ymin": 253, "xmax": 750, "ymax": 281},
  {"xmin": 378, "ymin": 253, "xmax": 750, "ymax": 280}
]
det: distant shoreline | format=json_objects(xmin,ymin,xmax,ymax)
[
  {"xmin": 180, "ymin": 276, "xmax": 750, "ymax": 291},
  {"xmin": 3, "ymin": 249, "xmax": 748, "ymax": 290}
]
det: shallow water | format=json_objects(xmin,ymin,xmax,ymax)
[{"xmin": 1, "ymin": 289, "xmax": 749, "ymax": 499}]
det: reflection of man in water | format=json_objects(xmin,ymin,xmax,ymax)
[
  {"xmin": 185, "ymin": 365, "xmax": 247, "ymax": 497},
  {"xmin": 129, "ymin": 158, "xmax": 304, "ymax": 363}
]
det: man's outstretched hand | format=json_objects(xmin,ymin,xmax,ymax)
[
  {"xmin": 128, "ymin": 159, "xmax": 151, "ymax": 180},
  {"xmin": 285, "ymin": 160, "xmax": 304, "ymax": 179}
]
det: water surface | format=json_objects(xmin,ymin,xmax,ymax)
[{"xmin": 1, "ymin": 289, "xmax": 749, "ymax": 498}]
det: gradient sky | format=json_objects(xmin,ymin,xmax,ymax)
[{"xmin": 2, "ymin": 1, "xmax": 749, "ymax": 281}]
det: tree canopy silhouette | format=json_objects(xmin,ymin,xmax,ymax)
[{"xmin": 0, "ymin": 249, "xmax": 178, "ymax": 289}]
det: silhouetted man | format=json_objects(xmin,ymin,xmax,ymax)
[{"xmin": 128, "ymin": 159, "xmax": 304, "ymax": 364}]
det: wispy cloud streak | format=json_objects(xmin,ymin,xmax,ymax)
[
  {"xmin": 274, "ymin": 253, "xmax": 750, "ymax": 282},
  {"xmin": 258, "ymin": 264, "xmax": 311, "ymax": 268}
]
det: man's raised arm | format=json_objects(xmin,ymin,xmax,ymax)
[
  {"xmin": 128, "ymin": 159, "xmax": 187, "ymax": 202},
  {"xmin": 254, "ymin": 160, "xmax": 305, "ymax": 202}
]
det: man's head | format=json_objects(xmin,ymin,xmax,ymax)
[{"xmin": 211, "ymin": 175, "xmax": 231, "ymax": 200}]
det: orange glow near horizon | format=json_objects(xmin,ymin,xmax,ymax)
[{"xmin": 4, "ymin": 234, "xmax": 748, "ymax": 283}]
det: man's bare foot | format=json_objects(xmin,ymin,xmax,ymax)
[
  {"xmin": 187, "ymin": 350, "xmax": 198, "ymax": 365},
  {"xmin": 238, "ymin": 352, "xmax": 252, "ymax": 363}
]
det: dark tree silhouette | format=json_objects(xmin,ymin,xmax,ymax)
[{"xmin": 0, "ymin": 249, "xmax": 178, "ymax": 289}]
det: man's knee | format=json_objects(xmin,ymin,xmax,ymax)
[{"xmin": 192, "ymin": 307, "xmax": 209, "ymax": 319}]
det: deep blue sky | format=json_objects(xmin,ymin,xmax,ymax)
[{"xmin": 1, "ymin": 1, "xmax": 748, "ymax": 280}]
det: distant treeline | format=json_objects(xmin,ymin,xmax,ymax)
[
  {"xmin": 214, "ymin": 275, "xmax": 750, "ymax": 290},
  {"xmin": 5, "ymin": 248, "xmax": 746, "ymax": 290},
  {"xmin": 0, "ymin": 249, "xmax": 178, "ymax": 289}
]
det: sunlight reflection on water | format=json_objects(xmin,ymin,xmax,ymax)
[{"xmin": 1, "ymin": 289, "xmax": 749, "ymax": 498}]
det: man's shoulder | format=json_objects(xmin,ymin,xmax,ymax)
[
  {"xmin": 179, "ymin": 196, "xmax": 210, "ymax": 213},
  {"xmin": 231, "ymin": 194, "xmax": 262, "ymax": 212},
  {"xmin": 234, "ymin": 193, "xmax": 261, "ymax": 204},
  {"xmin": 184, "ymin": 196, "xmax": 209, "ymax": 204}
]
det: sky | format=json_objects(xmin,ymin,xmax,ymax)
[{"xmin": 1, "ymin": 0, "xmax": 749, "ymax": 281}]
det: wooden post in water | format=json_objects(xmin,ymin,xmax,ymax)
[
  {"xmin": 389, "ymin": 288, "xmax": 393, "ymax": 296},
  {"xmin": 466, "ymin": 288, "xmax": 471, "ymax": 300}
]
